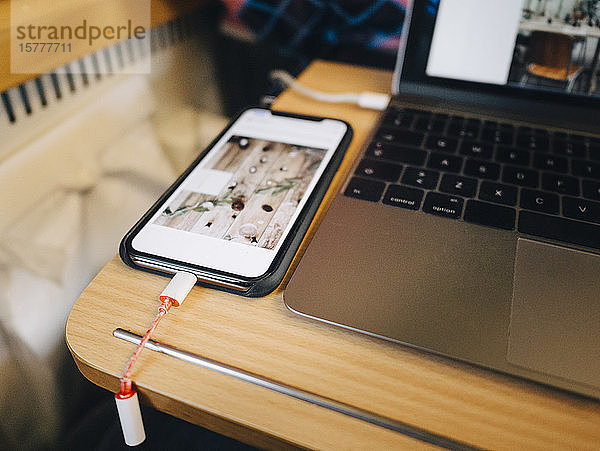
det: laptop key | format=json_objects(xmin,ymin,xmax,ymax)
[
  {"xmin": 422, "ymin": 192, "xmax": 463, "ymax": 219},
  {"xmin": 464, "ymin": 158, "xmax": 500, "ymax": 180},
  {"xmin": 448, "ymin": 119, "xmax": 480, "ymax": 139},
  {"xmin": 414, "ymin": 117, "xmax": 445, "ymax": 134},
  {"xmin": 376, "ymin": 128, "xmax": 424, "ymax": 147},
  {"xmin": 502, "ymin": 166, "xmax": 539, "ymax": 187},
  {"xmin": 382, "ymin": 184, "xmax": 424, "ymax": 210},
  {"xmin": 541, "ymin": 173, "xmax": 580, "ymax": 196},
  {"xmin": 518, "ymin": 211, "xmax": 600, "ymax": 250},
  {"xmin": 439, "ymin": 174, "xmax": 478, "ymax": 198},
  {"xmin": 562, "ymin": 197, "xmax": 600, "ymax": 224},
  {"xmin": 572, "ymin": 159, "xmax": 600, "ymax": 180},
  {"xmin": 460, "ymin": 140, "xmax": 493, "ymax": 159},
  {"xmin": 413, "ymin": 117, "xmax": 430, "ymax": 131},
  {"xmin": 344, "ymin": 177, "xmax": 385, "ymax": 202},
  {"xmin": 516, "ymin": 133, "xmax": 549, "ymax": 152},
  {"xmin": 589, "ymin": 143, "xmax": 600, "ymax": 161},
  {"xmin": 428, "ymin": 118, "xmax": 447, "ymax": 134},
  {"xmin": 427, "ymin": 152, "xmax": 463, "ymax": 173},
  {"xmin": 425, "ymin": 135, "xmax": 458, "ymax": 153},
  {"xmin": 582, "ymin": 180, "xmax": 600, "ymax": 201},
  {"xmin": 520, "ymin": 189, "xmax": 559, "ymax": 215},
  {"xmin": 478, "ymin": 181, "xmax": 518, "ymax": 206},
  {"xmin": 532, "ymin": 153, "xmax": 568, "ymax": 173},
  {"xmin": 383, "ymin": 113, "xmax": 414, "ymax": 129},
  {"xmin": 464, "ymin": 200, "xmax": 516, "ymax": 230},
  {"xmin": 366, "ymin": 143, "xmax": 427, "ymax": 166},
  {"xmin": 383, "ymin": 105, "xmax": 408, "ymax": 116},
  {"xmin": 553, "ymin": 140, "xmax": 586, "ymax": 158},
  {"xmin": 401, "ymin": 167, "xmax": 440, "ymax": 190},
  {"xmin": 355, "ymin": 159, "xmax": 402, "ymax": 182},
  {"xmin": 481, "ymin": 127, "xmax": 513, "ymax": 145},
  {"xmin": 495, "ymin": 146, "xmax": 530, "ymax": 166}
]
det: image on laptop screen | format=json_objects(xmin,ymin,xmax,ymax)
[{"xmin": 423, "ymin": 0, "xmax": 600, "ymax": 98}]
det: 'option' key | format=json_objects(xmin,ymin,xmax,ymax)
[{"xmin": 422, "ymin": 192, "xmax": 464, "ymax": 219}]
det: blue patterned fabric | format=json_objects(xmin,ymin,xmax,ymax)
[{"xmin": 237, "ymin": 0, "xmax": 408, "ymax": 59}]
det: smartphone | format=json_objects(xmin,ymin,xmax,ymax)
[{"xmin": 120, "ymin": 108, "xmax": 352, "ymax": 297}]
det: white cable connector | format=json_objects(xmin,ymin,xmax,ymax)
[
  {"xmin": 159, "ymin": 271, "xmax": 197, "ymax": 307},
  {"xmin": 115, "ymin": 391, "xmax": 145, "ymax": 446},
  {"xmin": 115, "ymin": 271, "xmax": 197, "ymax": 447},
  {"xmin": 356, "ymin": 92, "xmax": 392, "ymax": 111},
  {"xmin": 270, "ymin": 70, "xmax": 390, "ymax": 111}
]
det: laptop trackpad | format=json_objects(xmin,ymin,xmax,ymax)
[{"xmin": 508, "ymin": 238, "xmax": 600, "ymax": 388}]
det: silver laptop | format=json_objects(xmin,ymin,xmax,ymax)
[{"xmin": 284, "ymin": 0, "xmax": 600, "ymax": 400}]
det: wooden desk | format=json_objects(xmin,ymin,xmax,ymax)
[{"xmin": 66, "ymin": 60, "xmax": 600, "ymax": 450}]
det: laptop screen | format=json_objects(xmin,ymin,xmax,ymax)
[{"xmin": 400, "ymin": 0, "xmax": 600, "ymax": 102}]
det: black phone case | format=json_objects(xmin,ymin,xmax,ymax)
[{"xmin": 120, "ymin": 108, "xmax": 353, "ymax": 297}]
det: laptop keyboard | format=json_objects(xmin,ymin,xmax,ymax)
[{"xmin": 345, "ymin": 105, "xmax": 600, "ymax": 250}]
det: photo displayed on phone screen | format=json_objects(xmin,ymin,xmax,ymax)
[
  {"xmin": 155, "ymin": 136, "xmax": 326, "ymax": 250},
  {"xmin": 127, "ymin": 108, "xmax": 349, "ymax": 283}
]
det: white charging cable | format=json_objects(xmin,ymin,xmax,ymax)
[
  {"xmin": 270, "ymin": 70, "xmax": 391, "ymax": 111},
  {"xmin": 115, "ymin": 271, "xmax": 198, "ymax": 446}
]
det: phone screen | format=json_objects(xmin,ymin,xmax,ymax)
[{"xmin": 130, "ymin": 109, "xmax": 348, "ymax": 278}]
